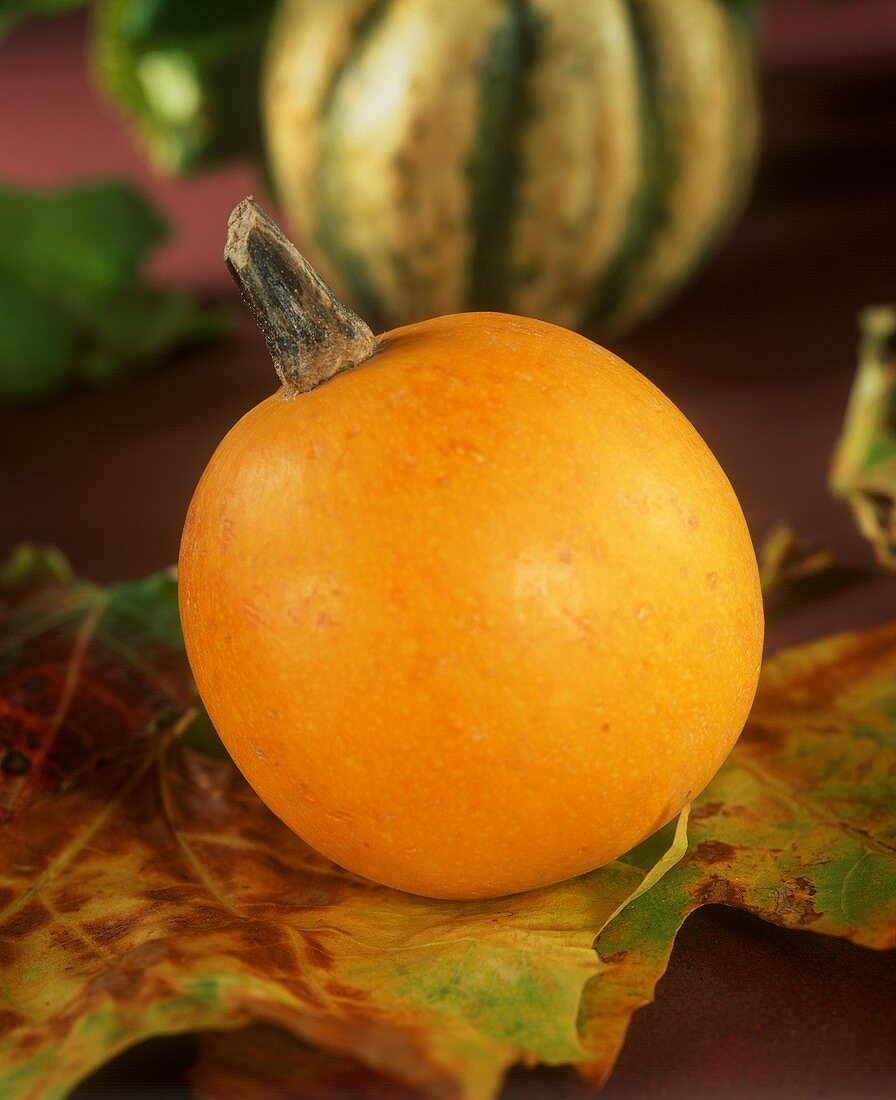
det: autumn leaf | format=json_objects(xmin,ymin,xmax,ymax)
[
  {"xmin": 579, "ymin": 623, "xmax": 896, "ymax": 1080},
  {"xmin": 830, "ymin": 306, "xmax": 896, "ymax": 567},
  {"xmin": 1, "ymin": 551, "xmax": 894, "ymax": 1100}
]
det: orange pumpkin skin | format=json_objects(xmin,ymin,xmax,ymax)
[{"xmin": 179, "ymin": 313, "xmax": 763, "ymax": 900}]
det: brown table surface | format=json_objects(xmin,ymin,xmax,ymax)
[{"xmin": 2, "ymin": 3, "xmax": 896, "ymax": 1098}]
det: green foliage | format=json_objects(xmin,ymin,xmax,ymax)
[
  {"xmin": 1, "ymin": 0, "xmax": 276, "ymax": 170},
  {"xmin": 93, "ymin": 0, "xmax": 278, "ymax": 172},
  {"xmin": 0, "ymin": 180, "xmax": 226, "ymax": 401}
]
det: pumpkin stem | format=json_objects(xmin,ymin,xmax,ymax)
[{"xmin": 224, "ymin": 197, "xmax": 378, "ymax": 395}]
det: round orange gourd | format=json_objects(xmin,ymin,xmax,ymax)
[{"xmin": 179, "ymin": 200, "xmax": 764, "ymax": 900}]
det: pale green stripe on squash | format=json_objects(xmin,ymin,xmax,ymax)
[
  {"xmin": 611, "ymin": 0, "xmax": 760, "ymax": 321},
  {"xmin": 578, "ymin": 0, "xmax": 671, "ymax": 331},
  {"xmin": 588, "ymin": 0, "xmax": 758, "ymax": 332},
  {"xmin": 314, "ymin": 0, "xmax": 393, "ymax": 327},
  {"xmin": 719, "ymin": 2, "xmax": 762, "ymax": 220},
  {"xmin": 317, "ymin": 0, "xmax": 505, "ymax": 330},
  {"xmin": 263, "ymin": 0, "xmax": 386, "ymax": 318},
  {"xmin": 466, "ymin": 0, "xmax": 541, "ymax": 313},
  {"xmin": 509, "ymin": 0, "xmax": 644, "ymax": 329}
]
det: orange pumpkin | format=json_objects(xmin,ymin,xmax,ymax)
[{"xmin": 179, "ymin": 199, "xmax": 763, "ymax": 900}]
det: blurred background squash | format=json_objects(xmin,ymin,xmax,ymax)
[
  {"xmin": 94, "ymin": 0, "xmax": 761, "ymax": 333},
  {"xmin": 264, "ymin": 0, "xmax": 760, "ymax": 331}
]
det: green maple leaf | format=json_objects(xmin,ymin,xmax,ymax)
[
  {"xmin": 0, "ymin": 180, "xmax": 227, "ymax": 402},
  {"xmin": 0, "ymin": 550, "xmax": 893, "ymax": 1099}
]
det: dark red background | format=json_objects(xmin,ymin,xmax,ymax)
[{"xmin": 1, "ymin": 1, "xmax": 895, "ymax": 1097}]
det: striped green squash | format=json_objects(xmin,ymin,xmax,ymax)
[{"xmin": 264, "ymin": 0, "xmax": 761, "ymax": 333}]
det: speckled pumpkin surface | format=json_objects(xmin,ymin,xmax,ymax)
[{"xmin": 180, "ymin": 305, "xmax": 764, "ymax": 899}]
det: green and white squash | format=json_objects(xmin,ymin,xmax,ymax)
[{"xmin": 264, "ymin": 0, "xmax": 761, "ymax": 332}]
